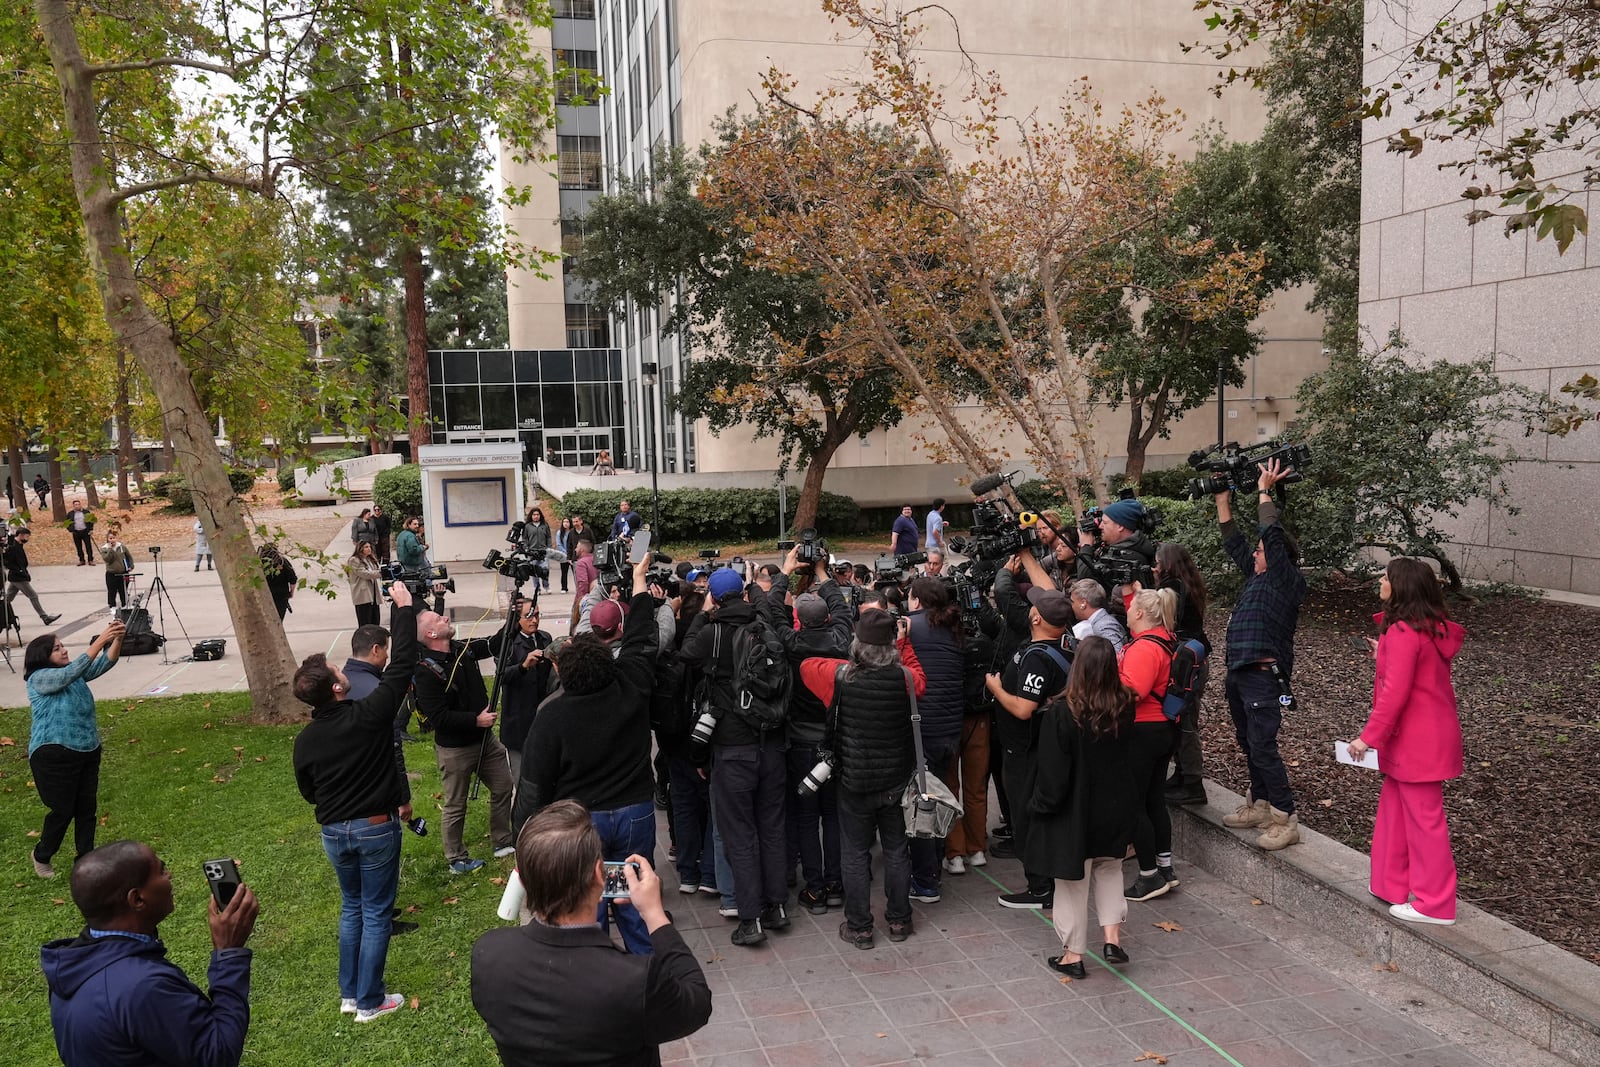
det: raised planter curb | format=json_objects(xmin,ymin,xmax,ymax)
[{"xmin": 1173, "ymin": 781, "xmax": 1600, "ymax": 1065}]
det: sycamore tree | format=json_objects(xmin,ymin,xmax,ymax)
[
  {"xmin": 27, "ymin": 0, "xmax": 556, "ymax": 721},
  {"xmin": 1089, "ymin": 134, "xmax": 1306, "ymax": 482},
  {"xmin": 574, "ymin": 142, "xmax": 906, "ymax": 532},
  {"xmin": 703, "ymin": 1, "xmax": 1265, "ymax": 511},
  {"xmin": 1290, "ymin": 334, "xmax": 1544, "ymax": 591}
]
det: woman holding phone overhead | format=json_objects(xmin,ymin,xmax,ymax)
[
  {"xmin": 24, "ymin": 620, "xmax": 126, "ymax": 878},
  {"xmin": 1346, "ymin": 557, "xmax": 1465, "ymax": 925}
]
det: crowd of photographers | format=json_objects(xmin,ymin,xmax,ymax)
[{"xmin": 37, "ymin": 439, "xmax": 1313, "ymax": 1065}]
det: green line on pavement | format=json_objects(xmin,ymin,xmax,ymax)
[{"xmin": 972, "ymin": 864, "xmax": 1246, "ymax": 1067}]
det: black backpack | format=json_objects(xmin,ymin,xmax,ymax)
[
  {"xmin": 727, "ymin": 617, "xmax": 791, "ymax": 731},
  {"xmin": 650, "ymin": 650, "xmax": 693, "ymax": 738},
  {"xmin": 1131, "ymin": 633, "xmax": 1207, "ymax": 721}
]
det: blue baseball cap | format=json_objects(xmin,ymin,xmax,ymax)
[{"xmin": 708, "ymin": 568, "xmax": 745, "ymax": 600}]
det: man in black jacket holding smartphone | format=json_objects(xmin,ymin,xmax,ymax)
[{"xmin": 292, "ymin": 581, "xmax": 416, "ymax": 1023}]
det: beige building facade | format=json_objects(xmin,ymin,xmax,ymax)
[
  {"xmin": 1361, "ymin": 2, "xmax": 1600, "ymax": 593},
  {"xmin": 506, "ymin": 1, "xmax": 1328, "ymax": 503}
]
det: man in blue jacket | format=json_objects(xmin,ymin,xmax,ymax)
[{"xmin": 42, "ymin": 839, "xmax": 259, "ymax": 1067}]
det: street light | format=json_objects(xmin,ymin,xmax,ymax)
[{"xmin": 640, "ymin": 362, "xmax": 660, "ymax": 533}]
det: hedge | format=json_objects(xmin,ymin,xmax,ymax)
[
  {"xmin": 153, "ymin": 467, "xmax": 257, "ymax": 514},
  {"xmin": 557, "ymin": 486, "xmax": 860, "ymax": 545},
  {"xmin": 373, "ymin": 464, "xmax": 423, "ymax": 520}
]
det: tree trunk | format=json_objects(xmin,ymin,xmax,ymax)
[
  {"xmin": 1124, "ymin": 395, "xmax": 1149, "ymax": 486},
  {"xmin": 792, "ymin": 406, "xmax": 859, "ymax": 534},
  {"xmin": 46, "ymin": 447, "xmax": 67, "ymax": 521},
  {"xmin": 114, "ymin": 348, "xmax": 134, "ymax": 508},
  {"xmin": 78, "ymin": 452, "xmax": 101, "ymax": 508},
  {"xmin": 35, "ymin": 0, "xmax": 302, "ymax": 722},
  {"xmin": 401, "ymin": 239, "xmax": 431, "ymax": 457}
]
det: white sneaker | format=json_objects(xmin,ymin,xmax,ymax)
[
  {"xmin": 717, "ymin": 905, "xmax": 739, "ymax": 918},
  {"xmin": 492, "ymin": 845, "xmax": 516, "ymax": 858},
  {"xmin": 942, "ymin": 855, "xmax": 966, "ymax": 876},
  {"xmin": 969, "ymin": 851, "xmax": 987, "ymax": 868},
  {"xmin": 354, "ymin": 993, "xmax": 405, "ymax": 1022},
  {"xmin": 1389, "ymin": 902, "xmax": 1455, "ymax": 926},
  {"xmin": 340, "ymin": 998, "xmax": 357, "ymax": 1015}
]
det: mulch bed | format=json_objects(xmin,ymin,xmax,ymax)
[{"xmin": 1199, "ymin": 578, "xmax": 1600, "ymax": 964}]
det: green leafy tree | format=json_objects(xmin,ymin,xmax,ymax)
[
  {"xmin": 574, "ymin": 142, "xmax": 907, "ymax": 532},
  {"xmin": 1090, "ymin": 134, "xmax": 1309, "ymax": 482},
  {"xmin": 1290, "ymin": 334, "xmax": 1544, "ymax": 591},
  {"xmin": 27, "ymin": 0, "xmax": 556, "ymax": 721}
]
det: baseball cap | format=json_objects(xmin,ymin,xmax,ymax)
[
  {"xmin": 794, "ymin": 592, "xmax": 829, "ymax": 627},
  {"xmin": 708, "ymin": 568, "xmax": 745, "ymax": 600},
  {"xmin": 590, "ymin": 600, "xmax": 624, "ymax": 638},
  {"xmin": 1026, "ymin": 586, "xmax": 1074, "ymax": 628}
]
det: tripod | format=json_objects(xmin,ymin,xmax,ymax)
[{"xmin": 139, "ymin": 547, "xmax": 195, "ymax": 664}]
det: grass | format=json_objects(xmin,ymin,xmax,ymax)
[{"xmin": 1, "ymin": 693, "xmax": 514, "ymax": 1065}]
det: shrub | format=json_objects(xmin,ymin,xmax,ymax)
[
  {"xmin": 558, "ymin": 486, "xmax": 860, "ymax": 544},
  {"xmin": 373, "ymin": 464, "xmax": 423, "ymax": 519},
  {"xmin": 157, "ymin": 467, "xmax": 258, "ymax": 514}
]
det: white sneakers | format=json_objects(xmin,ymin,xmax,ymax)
[
  {"xmin": 492, "ymin": 845, "xmax": 516, "ymax": 858},
  {"xmin": 969, "ymin": 851, "xmax": 987, "ymax": 868},
  {"xmin": 943, "ymin": 856, "xmax": 966, "ymax": 876},
  {"xmin": 340, "ymin": 999, "xmax": 357, "ymax": 1015},
  {"xmin": 1390, "ymin": 902, "xmax": 1455, "ymax": 926},
  {"xmin": 355, "ymin": 993, "xmax": 405, "ymax": 1022}
]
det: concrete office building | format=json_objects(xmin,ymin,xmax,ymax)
[
  {"xmin": 498, "ymin": 1, "xmax": 1327, "ymax": 500},
  {"xmin": 1361, "ymin": 2, "xmax": 1599, "ymax": 594}
]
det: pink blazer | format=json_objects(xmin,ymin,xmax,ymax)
[{"xmin": 1359, "ymin": 614, "xmax": 1465, "ymax": 783}]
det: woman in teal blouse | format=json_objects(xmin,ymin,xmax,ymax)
[{"xmin": 24, "ymin": 620, "xmax": 125, "ymax": 878}]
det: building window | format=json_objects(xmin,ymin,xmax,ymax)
[
  {"xmin": 552, "ymin": 0, "xmax": 595, "ymax": 16},
  {"xmin": 554, "ymin": 48, "xmax": 598, "ymax": 105},
  {"xmin": 628, "ymin": 59, "xmax": 641, "ymax": 135},
  {"xmin": 666, "ymin": 0, "xmax": 678, "ymax": 61},
  {"xmin": 646, "ymin": 14, "xmax": 661, "ymax": 100},
  {"xmin": 557, "ymin": 135, "xmax": 602, "ymax": 189},
  {"xmin": 565, "ymin": 303, "xmax": 611, "ymax": 348},
  {"xmin": 560, "ymin": 218, "xmax": 585, "ymax": 274},
  {"xmin": 611, "ymin": 0, "xmax": 623, "ymax": 67}
]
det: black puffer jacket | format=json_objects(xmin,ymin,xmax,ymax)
[
  {"xmin": 907, "ymin": 612, "xmax": 964, "ymax": 749},
  {"xmin": 759, "ymin": 574, "xmax": 853, "ymax": 745},
  {"xmin": 802, "ymin": 640, "xmax": 927, "ymax": 795}
]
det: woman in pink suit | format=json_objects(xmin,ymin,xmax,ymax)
[{"xmin": 1347, "ymin": 557, "xmax": 1465, "ymax": 925}]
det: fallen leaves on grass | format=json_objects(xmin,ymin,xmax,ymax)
[
  {"xmin": 490, "ymin": 877, "xmax": 506, "ymax": 886},
  {"xmin": 52, "ymin": 899, "xmax": 66, "ymax": 906},
  {"xmin": 202, "ymin": 722, "xmax": 213, "ymax": 730},
  {"xmin": 171, "ymin": 748, "xmax": 187, "ymax": 754},
  {"xmin": 0, "ymin": 737, "xmax": 14, "ymax": 747},
  {"xmin": 409, "ymin": 996, "xmax": 420, "ymax": 1010},
  {"xmin": 99, "ymin": 815, "xmax": 109, "ymax": 826},
  {"xmin": 25, "ymin": 830, "xmax": 40, "ymax": 837},
  {"xmin": 443, "ymin": 897, "xmax": 460, "ymax": 905},
  {"xmin": 1152, "ymin": 921, "xmax": 1182, "ymax": 933},
  {"xmin": 127, "ymin": 738, "xmax": 140, "ymax": 744},
  {"xmin": 254, "ymin": 756, "xmax": 267, "ymax": 763}
]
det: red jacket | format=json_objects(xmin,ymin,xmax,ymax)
[
  {"xmin": 1119, "ymin": 626, "xmax": 1174, "ymax": 725},
  {"xmin": 799, "ymin": 638, "xmax": 926, "ymax": 707},
  {"xmin": 1359, "ymin": 613, "xmax": 1465, "ymax": 783}
]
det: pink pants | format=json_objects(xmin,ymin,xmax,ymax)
[{"xmin": 1370, "ymin": 776, "xmax": 1457, "ymax": 920}]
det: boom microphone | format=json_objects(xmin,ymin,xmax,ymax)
[{"xmin": 970, "ymin": 472, "xmax": 1008, "ymax": 497}]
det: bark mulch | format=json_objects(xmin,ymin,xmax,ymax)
[{"xmin": 1200, "ymin": 578, "xmax": 1600, "ymax": 964}]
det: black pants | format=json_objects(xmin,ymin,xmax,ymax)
[
  {"xmin": 909, "ymin": 742, "xmax": 956, "ymax": 889},
  {"xmin": 30, "ymin": 745, "xmax": 102, "ymax": 864},
  {"xmin": 559, "ymin": 561, "xmax": 571, "ymax": 591},
  {"xmin": 355, "ymin": 602, "xmax": 381, "ymax": 627},
  {"xmin": 668, "ymin": 753, "xmax": 714, "ymax": 888},
  {"xmin": 838, "ymin": 785, "xmax": 912, "ymax": 932},
  {"xmin": 710, "ymin": 742, "xmax": 788, "ymax": 921},
  {"xmin": 1129, "ymin": 721, "xmax": 1178, "ymax": 869},
  {"xmin": 1000, "ymin": 747, "xmax": 1050, "ymax": 895},
  {"xmin": 990, "ymin": 713, "xmax": 1012, "ymax": 828},
  {"xmin": 105, "ymin": 571, "xmax": 128, "ymax": 608},
  {"xmin": 71, "ymin": 529, "xmax": 95, "ymax": 563},
  {"xmin": 1225, "ymin": 667, "xmax": 1295, "ymax": 814},
  {"xmin": 786, "ymin": 740, "xmax": 841, "ymax": 892}
]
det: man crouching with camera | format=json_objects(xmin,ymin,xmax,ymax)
[{"xmin": 471, "ymin": 800, "xmax": 712, "ymax": 1066}]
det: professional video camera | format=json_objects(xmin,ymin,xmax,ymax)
[
  {"xmin": 776, "ymin": 526, "xmax": 828, "ymax": 567},
  {"xmin": 947, "ymin": 500, "xmax": 1040, "ymax": 565},
  {"xmin": 1185, "ymin": 439, "xmax": 1312, "ymax": 499},
  {"xmin": 379, "ymin": 561, "xmax": 455, "ymax": 601},
  {"xmin": 1076, "ymin": 487, "xmax": 1160, "ymax": 589},
  {"xmin": 871, "ymin": 552, "xmax": 925, "ymax": 587},
  {"xmin": 482, "ymin": 521, "xmax": 555, "ymax": 586},
  {"xmin": 939, "ymin": 562, "xmax": 986, "ymax": 619},
  {"xmin": 593, "ymin": 536, "xmax": 672, "ymax": 598}
]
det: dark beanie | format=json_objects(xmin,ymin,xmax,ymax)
[{"xmin": 856, "ymin": 610, "xmax": 897, "ymax": 647}]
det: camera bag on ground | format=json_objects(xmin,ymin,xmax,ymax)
[
  {"xmin": 899, "ymin": 665, "xmax": 963, "ymax": 838},
  {"xmin": 1130, "ymin": 632, "xmax": 1207, "ymax": 721},
  {"xmin": 192, "ymin": 638, "xmax": 226, "ymax": 661},
  {"xmin": 729, "ymin": 617, "xmax": 790, "ymax": 731},
  {"xmin": 121, "ymin": 630, "xmax": 165, "ymax": 656}
]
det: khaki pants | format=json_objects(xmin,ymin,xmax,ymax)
[
  {"xmin": 942, "ymin": 714, "xmax": 991, "ymax": 857},
  {"xmin": 436, "ymin": 737, "xmax": 515, "ymax": 863},
  {"xmin": 1052, "ymin": 858, "xmax": 1127, "ymax": 956}
]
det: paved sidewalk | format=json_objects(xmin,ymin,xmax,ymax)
[{"xmin": 653, "ymin": 823, "xmax": 1566, "ymax": 1067}]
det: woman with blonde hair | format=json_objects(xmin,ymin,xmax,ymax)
[{"xmin": 1119, "ymin": 587, "xmax": 1181, "ymax": 903}]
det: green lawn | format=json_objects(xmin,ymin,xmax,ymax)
[{"xmin": 1, "ymin": 693, "xmax": 514, "ymax": 1065}]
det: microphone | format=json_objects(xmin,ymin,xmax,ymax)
[
  {"xmin": 539, "ymin": 548, "xmax": 569, "ymax": 564},
  {"xmin": 970, "ymin": 472, "xmax": 1007, "ymax": 496}
]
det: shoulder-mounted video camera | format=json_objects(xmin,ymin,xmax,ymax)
[{"xmin": 1185, "ymin": 439, "xmax": 1311, "ymax": 499}]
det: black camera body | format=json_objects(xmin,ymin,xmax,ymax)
[
  {"xmin": 948, "ymin": 501, "xmax": 1040, "ymax": 564},
  {"xmin": 380, "ymin": 561, "xmax": 454, "ymax": 601},
  {"xmin": 793, "ymin": 527, "xmax": 828, "ymax": 566},
  {"xmin": 482, "ymin": 547, "xmax": 548, "ymax": 585},
  {"xmin": 1185, "ymin": 439, "xmax": 1312, "ymax": 499}
]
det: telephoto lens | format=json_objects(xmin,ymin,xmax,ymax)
[
  {"xmin": 797, "ymin": 753, "xmax": 834, "ymax": 797},
  {"xmin": 688, "ymin": 708, "xmax": 719, "ymax": 758}
]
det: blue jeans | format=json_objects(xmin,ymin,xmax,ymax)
[
  {"xmin": 321, "ymin": 817, "xmax": 402, "ymax": 1010},
  {"xmin": 591, "ymin": 801, "xmax": 657, "ymax": 955}
]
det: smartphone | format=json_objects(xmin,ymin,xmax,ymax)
[
  {"xmin": 1346, "ymin": 634, "xmax": 1373, "ymax": 654},
  {"xmin": 203, "ymin": 858, "xmax": 242, "ymax": 908},
  {"xmin": 628, "ymin": 530, "xmax": 652, "ymax": 564},
  {"xmin": 601, "ymin": 860, "xmax": 641, "ymax": 899}
]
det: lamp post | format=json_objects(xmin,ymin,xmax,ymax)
[{"xmin": 640, "ymin": 362, "xmax": 660, "ymax": 533}]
